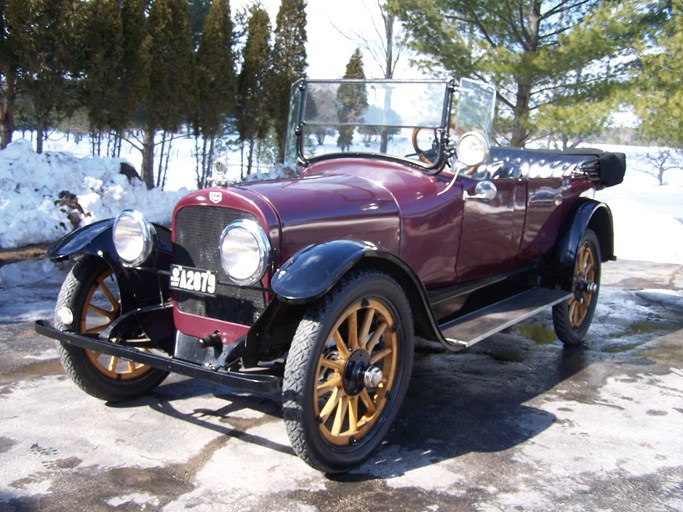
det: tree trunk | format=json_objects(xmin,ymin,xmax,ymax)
[
  {"xmin": 510, "ymin": 81, "xmax": 531, "ymax": 147},
  {"xmin": 36, "ymin": 113, "xmax": 45, "ymax": 154},
  {"xmin": 0, "ymin": 70, "xmax": 15, "ymax": 149},
  {"xmin": 141, "ymin": 127, "xmax": 156, "ymax": 189}
]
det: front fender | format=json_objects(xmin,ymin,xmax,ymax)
[
  {"xmin": 47, "ymin": 219, "xmax": 174, "ymax": 312},
  {"xmin": 271, "ymin": 240, "xmax": 374, "ymax": 303},
  {"xmin": 267, "ymin": 239, "xmax": 445, "ymax": 350},
  {"xmin": 555, "ymin": 199, "xmax": 615, "ymax": 273},
  {"xmin": 48, "ymin": 219, "xmax": 117, "ymax": 263}
]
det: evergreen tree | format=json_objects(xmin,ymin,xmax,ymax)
[
  {"xmin": 188, "ymin": 0, "xmax": 212, "ymax": 48},
  {"xmin": 81, "ymin": 0, "xmax": 124, "ymax": 145},
  {"xmin": 0, "ymin": 0, "xmax": 17, "ymax": 148},
  {"xmin": 270, "ymin": 0, "xmax": 307, "ymax": 162},
  {"xmin": 634, "ymin": 3, "xmax": 682, "ymax": 149},
  {"xmin": 113, "ymin": 0, "xmax": 148, "ymax": 155},
  {"xmin": 237, "ymin": 5, "xmax": 271, "ymax": 177},
  {"xmin": 195, "ymin": 0, "xmax": 237, "ymax": 187},
  {"xmin": 395, "ymin": 0, "xmax": 652, "ymax": 147},
  {"xmin": 336, "ymin": 48, "xmax": 367, "ymax": 151},
  {"xmin": 6, "ymin": 0, "xmax": 84, "ymax": 153},
  {"xmin": 140, "ymin": 0, "xmax": 196, "ymax": 189}
]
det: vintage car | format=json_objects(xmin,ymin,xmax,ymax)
[{"xmin": 36, "ymin": 78, "xmax": 625, "ymax": 473}]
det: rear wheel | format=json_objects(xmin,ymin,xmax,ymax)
[
  {"xmin": 55, "ymin": 256, "xmax": 168, "ymax": 401},
  {"xmin": 283, "ymin": 272, "xmax": 414, "ymax": 473},
  {"xmin": 553, "ymin": 229, "xmax": 601, "ymax": 345}
]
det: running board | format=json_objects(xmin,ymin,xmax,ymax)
[{"xmin": 439, "ymin": 288, "xmax": 571, "ymax": 351}]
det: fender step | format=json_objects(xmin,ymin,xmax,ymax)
[{"xmin": 439, "ymin": 288, "xmax": 571, "ymax": 351}]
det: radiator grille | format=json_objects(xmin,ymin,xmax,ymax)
[{"xmin": 174, "ymin": 206, "xmax": 266, "ymax": 325}]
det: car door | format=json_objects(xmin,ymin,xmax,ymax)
[{"xmin": 455, "ymin": 174, "xmax": 526, "ymax": 281}]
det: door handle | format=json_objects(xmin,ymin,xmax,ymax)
[{"xmin": 465, "ymin": 180, "xmax": 497, "ymax": 201}]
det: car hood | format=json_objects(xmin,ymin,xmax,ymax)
[{"xmin": 240, "ymin": 164, "xmax": 401, "ymax": 260}]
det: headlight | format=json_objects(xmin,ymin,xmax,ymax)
[
  {"xmin": 456, "ymin": 131, "xmax": 490, "ymax": 167},
  {"xmin": 219, "ymin": 219, "xmax": 270, "ymax": 285},
  {"xmin": 112, "ymin": 209, "xmax": 154, "ymax": 267}
]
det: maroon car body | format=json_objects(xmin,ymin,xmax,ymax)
[{"xmin": 36, "ymin": 78, "xmax": 625, "ymax": 473}]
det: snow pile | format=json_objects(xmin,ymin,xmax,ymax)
[{"xmin": 0, "ymin": 139, "xmax": 188, "ymax": 249}]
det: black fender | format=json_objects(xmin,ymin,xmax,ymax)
[
  {"xmin": 268, "ymin": 240, "xmax": 443, "ymax": 343},
  {"xmin": 47, "ymin": 219, "xmax": 174, "ymax": 314},
  {"xmin": 554, "ymin": 198, "xmax": 615, "ymax": 277}
]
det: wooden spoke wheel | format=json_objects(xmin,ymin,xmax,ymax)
[
  {"xmin": 80, "ymin": 270, "xmax": 151, "ymax": 380},
  {"xmin": 283, "ymin": 272, "xmax": 413, "ymax": 473},
  {"xmin": 553, "ymin": 229, "xmax": 601, "ymax": 345},
  {"xmin": 55, "ymin": 256, "xmax": 168, "ymax": 401},
  {"xmin": 315, "ymin": 298, "xmax": 398, "ymax": 446}
]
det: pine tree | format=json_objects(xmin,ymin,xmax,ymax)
[
  {"xmin": 337, "ymin": 48, "xmax": 367, "ymax": 151},
  {"xmin": 634, "ymin": 3, "xmax": 682, "ymax": 149},
  {"xmin": 237, "ymin": 5, "xmax": 271, "ymax": 177},
  {"xmin": 188, "ymin": 0, "xmax": 212, "ymax": 48},
  {"xmin": 0, "ymin": 0, "xmax": 17, "ymax": 148},
  {"xmin": 6, "ymin": 0, "xmax": 84, "ymax": 153},
  {"xmin": 140, "ymin": 0, "xmax": 196, "ymax": 189},
  {"xmin": 114, "ymin": 0, "xmax": 148, "ymax": 146},
  {"xmin": 81, "ymin": 0, "xmax": 124, "ymax": 146},
  {"xmin": 395, "ymin": 0, "xmax": 653, "ymax": 147},
  {"xmin": 195, "ymin": 0, "xmax": 236, "ymax": 187},
  {"xmin": 270, "ymin": 0, "xmax": 307, "ymax": 162}
]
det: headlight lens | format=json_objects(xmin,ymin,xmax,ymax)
[
  {"xmin": 457, "ymin": 131, "xmax": 490, "ymax": 167},
  {"xmin": 219, "ymin": 219, "xmax": 270, "ymax": 285},
  {"xmin": 112, "ymin": 210, "xmax": 154, "ymax": 267}
]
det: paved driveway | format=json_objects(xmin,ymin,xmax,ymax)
[{"xmin": 1, "ymin": 260, "xmax": 682, "ymax": 511}]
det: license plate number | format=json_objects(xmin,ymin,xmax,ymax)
[{"xmin": 170, "ymin": 264, "xmax": 217, "ymax": 296}]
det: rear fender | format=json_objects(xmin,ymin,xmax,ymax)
[
  {"xmin": 554, "ymin": 199, "xmax": 615, "ymax": 279},
  {"xmin": 48, "ymin": 219, "xmax": 174, "ymax": 313}
]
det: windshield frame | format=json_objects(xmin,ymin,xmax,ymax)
[{"xmin": 285, "ymin": 78, "xmax": 457, "ymax": 175}]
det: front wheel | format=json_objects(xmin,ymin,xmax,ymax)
[
  {"xmin": 55, "ymin": 256, "xmax": 168, "ymax": 401},
  {"xmin": 283, "ymin": 271, "xmax": 414, "ymax": 473},
  {"xmin": 552, "ymin": 229, "xmax": 601, "ymax": 345}
]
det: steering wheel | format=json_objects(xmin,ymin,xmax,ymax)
[{"xmin": 410, "ymin": 122, "xmax": 465, "ymax": 166}]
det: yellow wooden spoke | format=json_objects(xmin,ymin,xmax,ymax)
[
  {"xmin": 365, "ymin": 322, "xmax": 387, "ymax": 353},
  {"xmin": 319, "ymin": 387, "xmax": 340, "ymax": 421},
  {"xmin": 359, "ymin": 389, "xmax": 376, "ymax": 415},
  {"xmin": 348, "ymin": 395, "xmax": 359, "ymax": 433},
  {"xmin": 87, "ymin": 303, "xmax": 116, "ymax": 320},
  {"xmin": 347, "ymin": 309, "xmax": 358, "ymax": 351},
  {"xmin": 370, "ymin": 347, "xmax": 392, "ymax": 365},
  {"xmin": 319, "ymin": 358, "xmax": 344, "ymax": 371},
  {"xmin": 332, "ymin": 330, "xmax": 350, "ymax": 359},
  {"xmin": 98, "ymin": 279, "xmax": 119, "ymax": 310},
  {"xmin": 331, "ymin": 395, "xmax": 349, "ymax": 436},
  {"xmin": 359, "ymin": 307, "xmax": 375, "ymax": 349},
  {"xmin": 317, "ymin": 372, "xmax": 342, "ymax": 396},
  {"xmin": 85, "ymin": 324, "xmax": 108, "ymax": 335},
  {"xmin": 107, "ymin": 356, "xmax": 120, "ymax": 373}
]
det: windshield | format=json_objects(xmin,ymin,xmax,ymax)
[{"xmin": 284, "ymin": 79, "xmax": 454, "ymax": 169}]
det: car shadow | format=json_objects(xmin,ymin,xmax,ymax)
[
  {"xmin": 108, "ymin": 330, "xmax": 595, "ymax": 480},
  {"xmin": 336, "ymin": 333, "xmax": 593, "ymax": 480},
  {"xmin": 107, "ymin": 378, "xmax": 292, "ymax": 457}
]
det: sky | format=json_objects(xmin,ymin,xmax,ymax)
[{"xmin": 232, "ymin": 0, "xmax": 420, "ymax": 79}]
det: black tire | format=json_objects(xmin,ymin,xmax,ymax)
[
  {"xmin": 552, "ymin": 229, "xmax": 601, "ymax": 345},
  {"xmin": 55, "ymin": 256, "xmax": 168, "ymax": 401},
  {"xmin": 282, "ymin": 271, "xmax": 414, "ymax": 473}
]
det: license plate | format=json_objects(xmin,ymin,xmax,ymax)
[{"xmin": 169, "ymin": 264, "xmax": 217, "ymax": 296}]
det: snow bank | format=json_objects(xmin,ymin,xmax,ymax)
[{"xmin": 0, "ymin": 139, "xmax": 187, "ymax": 249}]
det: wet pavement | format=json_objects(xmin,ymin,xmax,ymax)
[{"xmin": 1, "ymin": 259, "xmax": 682, "ymax": 511}]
